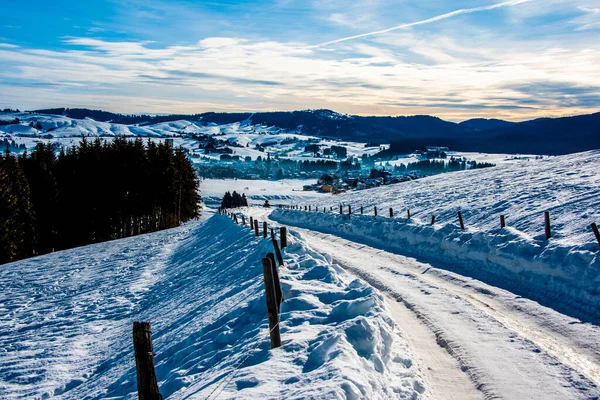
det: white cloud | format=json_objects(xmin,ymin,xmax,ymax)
[{"xmin": 1, "ymin": 24, "xmax": 599, "ymax": 121}]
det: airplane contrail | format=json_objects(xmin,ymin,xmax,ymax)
[{"xmin": 308, "ymin": 0, "xmax": 533, "ymax": 48}]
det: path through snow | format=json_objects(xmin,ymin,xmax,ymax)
[{"xmin": 247, "ymin": 207, "xmax": 600, "ymax": 399}]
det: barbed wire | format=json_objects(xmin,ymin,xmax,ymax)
[{"xmin": 205, "ymin": 316, "xmax": 281, "ymax": 400}]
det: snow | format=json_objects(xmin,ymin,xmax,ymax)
[
  {"xmin": 287, "ymin": 227, "xmax": 600, "ymax": 399},
  {"xmin": 200, "ymin": 178, "xmax": 329, "ymax": 206},
  {"xmin": 0, "ymin": 213, "xmax": 425, "ymax": 399},
  {"xmin": 0, "ymin": 112, "xmax": 384, "ymax": 162},
  {"xmin": 270, "ymin": 151, "xmax": 600, "ymax": 323},
  {"xmin": 374, "ymin": 151, "xmax": 543, "ymax": 168}
]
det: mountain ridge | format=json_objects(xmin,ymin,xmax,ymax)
[{"xmin": 27, "ymin": 107, "xmax": 600, "ymax": 155}]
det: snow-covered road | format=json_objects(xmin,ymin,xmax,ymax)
[{"xmin": 247, "ymin": 207, "xmax": 600, "ymax": 399}]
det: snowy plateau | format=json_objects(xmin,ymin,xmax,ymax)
[{"xmin": 1, "ymin": 112, "xmax": 600, "ymax": 400}]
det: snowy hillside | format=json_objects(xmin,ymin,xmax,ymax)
[
  {"xmin": 0, "ymin": 112, "xmax": 381, "ymax": 162},
  {"xmin": 271, "ymin": 151, "xmax": 600, "ymax": 322},
  {"xmin": 0, "ymin": 213, "xmax": 425, "ymax": 399}
]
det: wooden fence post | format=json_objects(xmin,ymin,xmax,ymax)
[
  {"xmin": 407, "ymin": 209, "xmax": 410, "ymax": 219},
  {"xmin": 389, "ymin": 208, "xmax": 393, "ymax": 218},
  {"xmin": 458, "ymin": 211, "xmax": 465, "ymax": 230},
  {"xmin": 271, "ymin": 228, "xmax": 275, "ymax": 239},
  {"xmin": 339, "ymin": 204, "xmax": 343, "ymax": 214},
  {"xmin": 271, "ymin": 239, "xmax": 284, "ymax": 267},
  {"xmin": 250, "ymin": 216, "xmax": 254, "ymax": 230},
  {"xmin": 242, "ymin": 215, "xmax": 246, "ymax": 225},
  {"xmin": 323, "ymin": 207, "xmax": 326, "ymax": 213},
  {"xmin": 360, "ymin": 206, "xmax": 363, "ymax": 215},
  {"xmin": 431, "ymin": 215, "xmax": 435, "ymax": 225},
  {"xmin": 330, "ymin": 206, "xmax": 333, "ymax": 212},
  {"xmin": 500, "ymin": 215, "xmax": 506, "ymax": 229},
  {"xmin": 280, "ymin": 227, "xmax": 287, "ymax": 249},
  {"xmin": 263, "ymin": 221, "xmax": 268, "ymax": 238},
  {"xmin": 234, "ymin": 214, "xmax": 239, "ymax": 224},
  {"xmin": 261, "ymin": 257, "xmax": 282, "ymax": 349},
  {"xmin": 254, "ymin": 220, "xmax": 259, "ymax": 237},
  {"xmin": 591, "ymin": 223, "xmax": 600, "ymax": 246},
  {"xmin": 348, "ymin": 205, "xmax": 352, "ymax": 214},
  {"xmin": 266, "ymin": 252, "xmax": 284, "ymax": 308},
  {"xmin": 374, "ymin": 206, "xmax": 377, "ymax": 216},
  {"xmin": 309, "ymin": 205, "xmax": 311, "ymax": 211},
  {"xmin": 545, "ymin": 211, "xmax": 552, "ymax": 240},
  {"xmin": 132, "ymin": 322, "xmax": 162, "ymax": 400},
  {"xmin": 305, "ymin": 205, "xmax": 307, "ymax": 211}
]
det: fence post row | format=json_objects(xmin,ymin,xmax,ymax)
[
  {"xmin": 278, "ymin": 203, "xmax": 594, "ymax": 245},
  {"xmin": 132, "ymin": 322, "xmax": 162, "ymax": 400},
  {"xmin": 261, "ymin": 257, "xmax": 282, "ymax": 349}
]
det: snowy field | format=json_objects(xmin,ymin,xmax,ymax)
[
  {"xmin": 0, "ymin": 112, "xmax": 381, "ymax": 162},
  {"xmin": 271, "ymin": 151, "xmax": 600, "ymax": 323},
  {"xmin": 0, "ymin": 213, "xmax": 425, "ymax": 399},
  {"xmin": 374, "ymin": 151, "xmax": 544, "ymax": 168},
  {"xmin": 200, "ymin": 178, "xmax": 329, "ymax": 206}
]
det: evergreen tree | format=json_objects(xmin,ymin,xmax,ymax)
[
  {"xmin": 221, "ymin": 191, "xmax": 234, "ymax": 209},
  {"xmin": 0, "ymin": 150, "xmax": 35, "ymax": 263},
  {"xmin": 1, "ymin": 138, "xmax": 201, "ymax": 264}
]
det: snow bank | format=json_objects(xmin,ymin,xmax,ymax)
[
  {"xmin": 270, "ymin": 152, "xmax": 600, "ymax": 322},
  {"xmin": 0, "ymin": 214, "xmax": 424, "ymax": 399}
]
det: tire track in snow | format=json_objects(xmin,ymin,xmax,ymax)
[{"xmin": 292, "ymin": 228, "xmax": 600, "ymax": 399}]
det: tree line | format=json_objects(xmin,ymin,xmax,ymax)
[
  {"xmin": 220, "ymin": 191, "xmax": 248, "ymax": 209},
  {"xmin": 0, "ymin": 138, "xmax": 200, "ymax": 264},
  {"xmin": 392, "ymin": 158, "xmax": 495, "ymax": 173}
]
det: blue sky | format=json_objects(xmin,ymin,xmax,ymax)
[{"xmin": 1, "ymin": 0, "xmax": 599, "ymax": 121}]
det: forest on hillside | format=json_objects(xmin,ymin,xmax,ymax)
[{"xmin": 0, "ymin": 138, "xmax": 201, "ymax": 264}]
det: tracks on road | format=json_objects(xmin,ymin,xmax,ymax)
[{"xmin": 245, "ymin": 208, "xmax": 600, "ymax": 399}]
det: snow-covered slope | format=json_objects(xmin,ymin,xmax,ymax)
[
  {"xmin": 0, "ymin": 213, "xmax": 425, "ymax": 399},
  {"xmin": 0, "ymin": 112, "xmax": 382, "ymax": 163},
  {"xmin": 271, "ymin": 151, "xmax": 600, "ymax": 322}
]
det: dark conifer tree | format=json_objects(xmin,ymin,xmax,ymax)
[{"xmin": 0, "ymin": 150, "xmax": 35, "ymax": 263}]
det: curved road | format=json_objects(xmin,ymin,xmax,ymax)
[{"xmin": 246, "ymin": 207, "xmax": 600, "ymax": 400}]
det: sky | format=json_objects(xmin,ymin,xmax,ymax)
[{"xmin": 0, "ymin": 0, "xmax": 599, "ymax": 121}]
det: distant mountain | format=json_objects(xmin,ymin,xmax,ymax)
[
  {"xmin": 31, "ymin": 107, "xmax": 600, "ymax": 155},
  {"xmin": 455, "ymin": 113, "xmax": 600, "ymax": 155},
  {"xmin": 459, "ymin": 118, "xmax": 517, "ymax": 132},
  {"xmin": 33, "ymin": 108, "xmax": 201, "ymax": 125}
]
